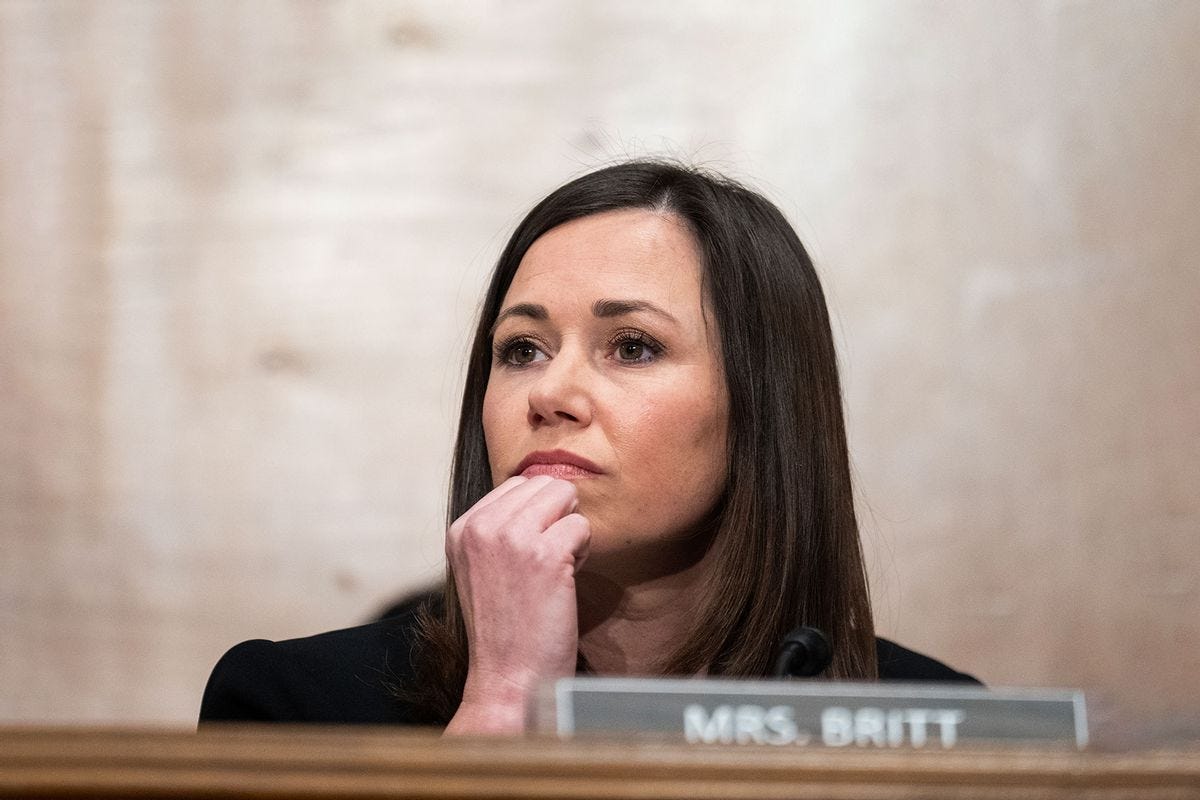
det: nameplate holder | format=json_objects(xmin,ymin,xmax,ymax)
[{"xmin": 533, "ymin": 678, "xmax": 1087, "ymax": 749}]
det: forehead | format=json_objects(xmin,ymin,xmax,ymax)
[{"xmin": 503, "ymin": 209, "xmax": 704, "ymax": 309}]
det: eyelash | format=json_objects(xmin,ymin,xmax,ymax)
[
  {"xmin": 607, "ymin": 328, "xmax": 664, "ymax": 363},
  {"xmin": 493, "ymin": 334, "xmax": 547, "ymax": 367},
  {"xmin": 493, "ymin": 328, "xmax": 665, "ymax": 367}
]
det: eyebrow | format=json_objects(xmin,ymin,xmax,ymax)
[
  {"xmin": 490, "ymin": 298, "xmax": 678, "ymax": 337},
  {"xmin": 591, "ymin": 298, "xmax": 678, "ymax": 325},
  {"xmin": 489, "ymin": 302, "xmax": 548, "ymax": 337}
]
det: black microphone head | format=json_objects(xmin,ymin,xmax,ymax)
[{"xmin": 774, "ymin": 626, "xmax": 832, "ymax": 678}]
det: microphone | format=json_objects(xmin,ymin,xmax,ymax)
[{"xmin": 773, "ymin": 626, "xmax": 832, "ymax": 678}]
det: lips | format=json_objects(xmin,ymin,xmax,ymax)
[{"xmin": 513, "ymin": 449, "xmax": 603, "ymax": 479}]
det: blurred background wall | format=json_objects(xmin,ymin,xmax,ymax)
[{"xmin": 1, "ymin": 0, "xmax": 1197, "ymax": 729}]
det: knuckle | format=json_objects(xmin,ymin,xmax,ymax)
[
  {"xmin": 530, "ymin": 543, "xmax": 560, "ymax": 569},
  {"xmin": 460, "ymin": 514, "xmax": 491, "ymax": 541}
]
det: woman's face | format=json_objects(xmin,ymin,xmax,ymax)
[{"xmin": 482, "ymin": 209, "xmax": 729, "ymax": 568}]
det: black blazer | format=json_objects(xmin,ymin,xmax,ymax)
[{"xmin": 199, "ymin": 606, "xmax": 980, "ymax": 725}]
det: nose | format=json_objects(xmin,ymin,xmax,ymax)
[{"xmin": 527, "ymin": 349, "xmax": 593, "ymax": 428}]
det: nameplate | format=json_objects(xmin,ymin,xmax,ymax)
[{"xmin": 534, "ymin": 678, "xmax": 1087, "ymax": 749}]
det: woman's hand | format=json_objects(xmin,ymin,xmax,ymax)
[{"xmin": 443, "ymin": 475, "xmax": 591, "ymax": 735}]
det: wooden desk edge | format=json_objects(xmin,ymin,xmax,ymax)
[{"xmin": 2, "ymin": 726, "xmax": 1198, "ymax": 799}]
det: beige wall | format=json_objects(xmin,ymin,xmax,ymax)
[{"xmin": 1, "ymin": 1, "xmax": 1197, "ymax": 730}]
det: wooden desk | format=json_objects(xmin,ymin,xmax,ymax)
[{"xmin": 2, "ymin": 726, "xmax": 1198, "ymax": 799}]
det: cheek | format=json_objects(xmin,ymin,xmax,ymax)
[
  {"xmin": 622, "ymin": 382, "xmax": 728, "ymax": 490},
  {"xmin": 482, "ymin": 387, "xmax": 495, "ymax": 441},
  {"xmin": 482, "ymin": 384, "xmax": 499, "ymax": 438},
  {"xmin": 482, "ymin": 379, "xmax": 515, "ymax": 480}
]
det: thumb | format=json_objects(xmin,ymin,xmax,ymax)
[{"xmin": 546, "ymin": 512, "xmax": 590, "ymax": 574}]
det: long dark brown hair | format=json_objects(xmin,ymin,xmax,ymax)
[{"xmin": 405, "ymin": 160, "xmax": 876, "ymax": 723}]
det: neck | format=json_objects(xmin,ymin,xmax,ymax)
[{"xmin": 575, "ymin": 540, "xmax": 715, "ymax": 676}]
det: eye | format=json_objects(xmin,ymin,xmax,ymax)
[
  {"xmin": 617, "ymin": 340, "xmax": 647, "ymax": 361},
  {"xmin": 496, "ymin": 336, "xmax": 547, "ymax": 367},
  {"xmin": 610, "ymin": 330, "xmax": 663, "ymax": 364}
]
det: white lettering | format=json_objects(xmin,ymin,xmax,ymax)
[
  {"xmin": 734, "ymin": 705, "xmax": 766, "ymax": 744},
  {"xmin": 906, "ymin": 708, "xmax": 929, "ymax": 748},
  {"xmin": 763, "ymin": 705, "xmax": 802, "ymax": 745},
  {"xmin": 821, "ymin": 707, "xmax": 854, "ymax": 746},
  {"xmin": 887, "ymin": 709, "xmax": 905, "ymax": 747},
  {"xmin": 932, "ymin": 709, "xmax": 965, "ymax": 748},
  {"xmin": 854, "ymin": 707, "xmax": 886, "ymax": 746},
  {"xmin": 684, "ymin": 704, "xmax": 734, "ymax": 744},
  {"xmin": 688, "ymin": 704, "xmax": 964, "ymax": 749}
]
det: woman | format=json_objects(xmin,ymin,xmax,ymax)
[{"xmin": 200, "ymin": 160, "xmax": 976, "ymax": 730}]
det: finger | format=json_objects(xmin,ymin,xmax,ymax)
[
  {"xmin": 544, "ymin": 512, "xmax": 591, "ymax": 573},
  {"xmin": 468, "ymin": 476, "xmax": 528, "ymax": 514},
  {"xmin": 480, "ymin": 476, "xmax": 579, "ymax": 535},
  {"xmin": 449, "ymin": 477, "xmax": 530, "ymax": 543}
]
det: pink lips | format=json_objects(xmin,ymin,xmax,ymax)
[{"xmin": 514, "ymin": 449, "xmax": 602, "ymax": 480}]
